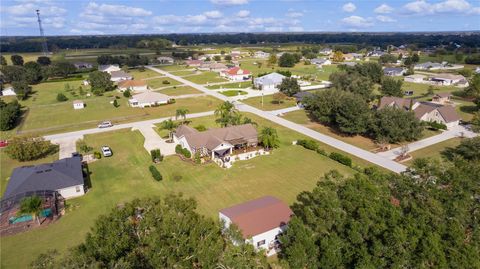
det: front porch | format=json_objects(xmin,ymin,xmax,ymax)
[{"xmin": 212, "ymin": 146, "xmax": 269, "ymax": 168}]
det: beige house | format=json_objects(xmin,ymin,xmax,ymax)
[
  {"xmin": 404, "ymin": 74, "xmax": 426, "ymax": 83},
  {"xmin": 118, "ymin": 80, "xmax": 148, "ymax": 92},
  {"xmin": 431, "ymin": 92, "xmax": 452, "ymax": 105},
  {"xmin": 173, "ymin": 124, "xmax": 258, "ymax": 160},
  {"xmin": 128, "ymin": 92, "xmax": 171, "ymax": 108},
  {"xmin": 378, "ymin": 96, "xmax": 460, "ymax": 128}
]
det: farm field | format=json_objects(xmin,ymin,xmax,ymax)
[
  {"xmin": 242, "ymin": 95, "xmax": 298, "ymax": 111},
  {"xmin": 0, "ymin": 113, "xmax": 357, "ymax": 268}
]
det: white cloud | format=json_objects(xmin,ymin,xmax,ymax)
[
  {"xmin": 342, "ymin": 2, "xmax": 356, "ymax": 12},
  {"xmin": 204, "ymin": 10, "xmax": 223, "ymax": 19},
  {"xmin": 83, "ymin": 2, "xmax": 152, "ymax": 17},
  {"xmin": 376, "ymin": 15, "xmax": 396, "ymax": 22},
  {"xmin": 210, "ymin": 0, "xmax": 249, "ymax": 5},
  {"xmin": 341, "ymin": 15, "xmax": 373, "ymax": 27},
  {"xmin": 236, "ymin": 10, "xmax": 250, "ymax": 17},
  {"xmin": 374, "ymin": 4, "xmax": 394, "ymax": 14},
  {"xmin": 286, "ymin": 11, "xmax": 304, "ymax": 18},
  {"xmin": 8, "ymin": 3, "xmax": 66, "ymax": 15},
  {"xmin": 403, "ymin": 0, "xmax": 478, "ymax": 14},
  {"xmin": 265, "ymin": 26, "xmax": 283, "ymax": 32}
]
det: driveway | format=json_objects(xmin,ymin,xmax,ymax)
[
  {"xmin": 50, "ymin": 135, "xmax": 83, "ymax": 159},
  {"xmin": 133, "ymin": 124, "xmax": 176, "ymax": 155}
]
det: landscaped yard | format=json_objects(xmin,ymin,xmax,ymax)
[
  {"xmin": 220, "ymin": 90, "xmax": 248, "ymax": 97},
  {"xmin": 0, "ymin": 114, "xmax": 358, "ymax": 268},
  {"xmin": 242, "ymin": 94, "xmax": 298, "ymax": 111},
  {"xmin": 146, "ymin": 77, "xmax": 182, "ymax": 89},
  {"xmin": 155, "ymin": 86, "xmax": 202, "ymax": 96},
  {"xmin": 183, "ymin": 71, "xmax": 228, "ymax": 84},
  {"xmin": 206, "ymin": 81, "xmax": 252, "ymax": 89},
  {"xmin": 404, "ymin": 137, "xmax": 463, "ymax": 165}
]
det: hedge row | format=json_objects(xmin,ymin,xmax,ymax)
[
  {"xmin": 149, "ymin": 165, "xmax": 162, "ymax": 181},
  {"xmin": 175, "ymin": 145, "xmax": 192, "ymax": 158},
  {"xmin": 296, "ymin": 139, "xmax": 353, "ymax": 167}
]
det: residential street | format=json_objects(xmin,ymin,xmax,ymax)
[{"xmin": 146, "ymin": 66, "xmax": 407, "ymax": 173}]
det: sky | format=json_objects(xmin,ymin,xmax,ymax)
[{"xmin": 0, "ymin": 0, "xmax": 479, "ymax": 36}]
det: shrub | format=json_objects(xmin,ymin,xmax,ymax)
[
  {"xmin": 194, "ymin": 151, "xmax": 201, "ymax": 164},
  {"xmin": 168, "ymin": 99, "xmax": 176, "ymax": 104},
  {"xmin": 78, "ymin": 139, "xmax": 93, "ymax": 154},
  {"xmin": 56, "ymin": 93, "xmax": 68, "ymax": 102},
  {"xmin": 162, "ymin": 80, "xmax": 171, "ymax": 85},
  {"xmin": 316, "ymin": 148, "xmax": 327, "ymax": 156},
  {"xmin": 93, "ymin": 151, "xmax": 102, "ymax": 159},
  {"xmin": 426, "ymin": 121, "xmax": 447, "ymax": 131},
  {"xmin": 182, "ymin": 149, "xmax": 191, "ymax": 158},
  {"xmin": 329, "ymin": 152, "xmax": 352, "ymax": 167},
  {"xmin": 149, "ymin": 165, "xmax": 162, "ymax": 181},
  {"xmin": 123, "ymin": 89, "xmax": 131, "ymax": 98},
  {"xmin": 113, "ymin": 99, "xmax": 119, "ymax": 107},
  {"xmin": 194, "ymin": 125, "xmax": 207, "ymax": 131},
  {"xmin": 5, "ymin": 134, "xmax": 57, "ymax": 161},
  {"xmin": 175, "ymin": 144, "xmax": 183, "ymax": 154},
  {"xmin": 150, "ymin": 149, "xmax": 163, "ymax": 162},
  {"xmin": 297, "ymin": 139, "xmax": 319, "ymax": 151},
  {"xmin": 0, "ymin": 100, "xmax": 21, "ymax": 131}
]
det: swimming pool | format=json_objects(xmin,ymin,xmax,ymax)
[{"xmin": 9, "ymin": 208, "xmax": 52, "ymax": 224}]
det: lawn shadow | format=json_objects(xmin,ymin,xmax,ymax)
[{"xmin": 459, "ymin": 105, "xmax": 478, "ymax": 115}]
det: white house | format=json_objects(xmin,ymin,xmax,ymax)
[
  {"xmin": 219, "ymin": 196, "xmax": 293, "ymax": 256},
  {"xmin": 253, "ymin": 72, "xmax": 285, "ymax": 91},
  {"xmin": 476, "ymin": 67, "xmax": 480, "ymax": 74},
  {"xmin": 404, "ymin": 74, "xmax": 427, "ymax": 83},
  {"xmin": 383, "ymin": 67, "xmax": 405, "ymax": 76},
  {"xmin": 110, "ymin": 71, "xmax": 132, "ymax": 82},
  {"xmin": 72, "ymin": 100, "xmax": 85, "ymax": 110},
  {"xmin": 320, "ymin": 48, "xmax": 333, "ymax": 55},
  {"xmin": 118, "ymin": 80, "xmax": 148, "ymax": 92},
  {"xmin": 157, "ymin": 56, "xmax": 174, "ymax": 64},
  {"xmin": 3, "ymin": 156, "xmax": 85, "ymax": 200},
  {"xmin": 129, "ymin": 91, "xmax": 170, "ymax": 108},
  {"xmin": 430, "ymin": 73, "xmax": 466, "ymax": 86},
  {"xmin": 254, "ymin": 51, "xmax": 270, "ymax": 59},
  {"xmin": 221, "ymin": 67, "xmax": 251, "ymax": 81},
  {"xmin": 414, "ymin": 62, "xmax": 444, "ymax": 70},
  {"xmin": 98, "ymin": 64, "xmax": 121, "ymax": 74},
  {"xmin": 311, "ymin": 58, "xmax": 331, "ymax": 67}
]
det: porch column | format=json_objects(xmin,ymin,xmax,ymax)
[
  {"xmin": 230, "ymin": 147, "xmax": 233, "ymax": 154},
  {"xmin": 211, "ymin": 151, "xmax": 215, "ymax": 159}
]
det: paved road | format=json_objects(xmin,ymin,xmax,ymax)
[
  {"xmin": 377, "ymin": 125, "xmax": 478, "ymax": 160},
  {"xmin": 269, "ymin": 106, "xmax": 302, "ymax": 115},
  {"xmin": 147, "ymin": 66, "xmax": 407, "ymax": 173}
]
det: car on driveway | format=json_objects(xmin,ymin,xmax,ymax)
[
  {"xmin": 101, "ymin": 146, "xmax": 112, "ymax": 157},
  {"xmin": 98, "ymin": 121, "xmax": 113, "ymax": 128}
]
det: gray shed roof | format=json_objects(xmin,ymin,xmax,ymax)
[
  {"xmin": 3, "ymin": 157, "xmax": 84, "ymax": 199},
  {"xmin": 254, "ymin": 72, "xmax": 285, "ymax": 86}
]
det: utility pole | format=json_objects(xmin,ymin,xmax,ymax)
[{"xmin": 36, "ymin": 9, "xmax": 49, "ymax": 56}]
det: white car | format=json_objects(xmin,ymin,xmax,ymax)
[
  {"xmin": 101, "ymin": 146, "xmax": 112, "ymax": 157},
  {"xmin": 98, "ymin": 121, "xmax": 113, "ymax": 128}
]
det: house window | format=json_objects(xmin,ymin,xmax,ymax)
[
  {"xmin": 76, "ymin": 186, "xmax": 81, "ymax": 192},
  {"xmin": 257, "ymin": 240, "xmax": 266, "ymax": 247}
]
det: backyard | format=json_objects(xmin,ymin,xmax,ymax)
[{"xmin": 0, "ymin": 113, "xmax": 358, "ymax": 268}]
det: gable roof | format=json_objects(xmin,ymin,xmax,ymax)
[
  {"xmin": 437, "ymin": 105, "xmax": 461, "ymax": 122},
  {"xmin": 434, "ymin": 92, "xmax": 452, "ymax": 98},
  {"xmin": 378, "ymin": 96, "xmax": 417, "ymax": 110},
  {"xmin": 98, "ymin": 64, "xmax": 120, "ymax": 72},
  {"xmin": 118, "ymin": 80, "xmax": 146, "ymax": 88},
  {"xmin": 254, "ymin": 72, "xmax": 285, "ymax": 85},
  {"xmin": 223, "ymin": 67, "xmax": 251, "ymax": 76},
  {"xmin": 220, "ymin": 196, "xmax": 293, "ymax": 238},
  {"xmin": 383, "ymin": 67, "xmax": 404, "ymax": 73},
  {"xmin": 3, "ymin": 157, "xmax": 83, "ymax": 199},
  {"xmin": 177, "ymin": 124, "xmax": 257, "ymax": 151},
  {"xmin": 110, "ymin": 71, "xmax": 132, "ymax": 78}
]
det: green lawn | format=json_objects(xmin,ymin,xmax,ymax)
[
  {"xmin": 402, "ymin": 81, "xmax": 459, "ymax": 98},
  {"xmin": 127, "ymin": 69, "xmax": 162, "ymax": 80},
  {"xmin": 157, "ymin": 64, "xmax": 190, "ymax": 71},
  {"xmin": 206, "ymin": 81, "xmax": 252, "ymax": 89},
  {"xmin": 146, "ymin": 77, "xmax": 182, "ymax": 89},
  {"xmin": 242, "ymin": 95, "xmax": 298, "ymax": 111},
  {"xmin": 21, "ymin": 79, "xmax": 87, "ymax": 106},
  {"xmin": 238, "ymin": 58, "xmax": 338, "ymax": 79},
  {"xmin": 0, "ymin": 114, "xmax": 357, "ymax": 268},
  {"xmin": 171, "ymin": 70, "xmax": 199, "ymax": 76},
  {"xmin": 183, "ymin": 71, "xmax": 228, "ymax": 84},
  {"xmin": 155, "ymin": 86, "xmax": 202, "ymax": 96},
  {"xmin": 220, "ymin": 90, "xmax": 248, "ymax": 97},
  {"xmin": 20, "ymin": 96, "xmax": 221, "ymax": 134},
  {"xmin": 404, "ymin": 138, "xmax": 463, "ymax": 165}
]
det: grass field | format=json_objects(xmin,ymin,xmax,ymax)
[
  {"xmin": 238, "ymin": 59, "xmax": 338, "ymax": 79},
  {"xmin": 404, "ymin": 137, "xmax": 463, "ymax": 165},
  {"xmin": 146, "ymin": 77, "xmax": 182, "ymax": 89},
  {"xmin": 171, "ymin": 70, "xmax": 199, "ymax": 76},
  {"xmin": 156, "ymin": 86, "xmax": 202, "ymax": 96},
  {"xmin": 402, "ymin": 81, "xmax": 459, "ymax": 98},
  {"xmin": 157, "ymin": 65, "xmax": 190, "ymax": 71},
  {"xmin": 242, "ymin": 95, "xmax": 298, "ymax": 111},
  {"xmin": 0, "ymin": 113, "xmax": 357, "ymax": 268},
  {"xmin": 183, "ymin": 71, "xmax": 228, "ymax": 84},
  {"xmin": 127, "ymin": 69, "xmax": 162, "ymax": 80},
  {"xmin": 206, "ymin": 81, "xmax": 252, "ymax": 89},
  {"xmin": 220, "ymin": 90, "xmax": 248, "ymax": 96},
  {"xmin": 19, "ymin": 96, "xmax": 221, "ymax": 134}
]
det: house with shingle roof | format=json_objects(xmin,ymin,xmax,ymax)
[
  {"xmin": 110, "ymin": 71, "xmax": 132, "ymax": 82},
  {"xmin": 128, "ymin": 91, "xmax": 171, "ymax": 108},
  {"xmin": 378, "ymin": 96, "xmax": 460, "ymax": 128},
  {"xmin": 173, "ymin": 124, "xmax": 258, "ymax": 160},
  {"xmin": 98, "ymin": 64, "xmax": 120, "ymax": 74},
  {"xmin": 221, "ymin": 67, "xmax": 251, "ymax": 81},
  {"xmin": 219, "ymin": 196, "xmax": 293, "ymax": 256},
  {"xmin": 431, "ymin": 92, "xmax": 452, "ymax": 105},
  {"xmin": 253, "ymin": 72, "xmax": 285, "ymax": 91},
  {"xmin": 118, "ymin": 80, "xmax": 148, "ymax": 92},
  {"xmin": 311, "ymin": 58, "xmax": 331, "ymax": 67},
  {"xmin": 383, "ymin": 67, "xmax": 405, "ymax": 76},
  {"xmin": 3, "ymin": 157, "xmax": 85, "ymax": 200}
]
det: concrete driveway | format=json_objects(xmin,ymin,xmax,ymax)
[
  {"xmin": 50, "ymin": 135, "xmax": 83, "ymax": 159},
  {"xmin": 133, "ymin": 124, "xmax": 176, "ymax": 155}
]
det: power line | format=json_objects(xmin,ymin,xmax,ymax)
[{"xmin": 36, "ymin": 9, "xmax": 49, "ymax": 56}]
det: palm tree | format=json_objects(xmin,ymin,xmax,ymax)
[
  {"xmin": 214, "ymin": 101, "xmax": 238, "ymax": 127},
  {"xmin": 160, "ymin": 119, "xmax": 178, "ymax": 142},
  {"xmin": 259, "ymin": 127, "xmax": 280, "ymax": 151},
  {"xmin": 18, "ymin": 196, "xmax": 43, "ymax": 225},
  {"xmin": 175, "ymin": 108, "xmax": 189, "ymax": 121}
]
